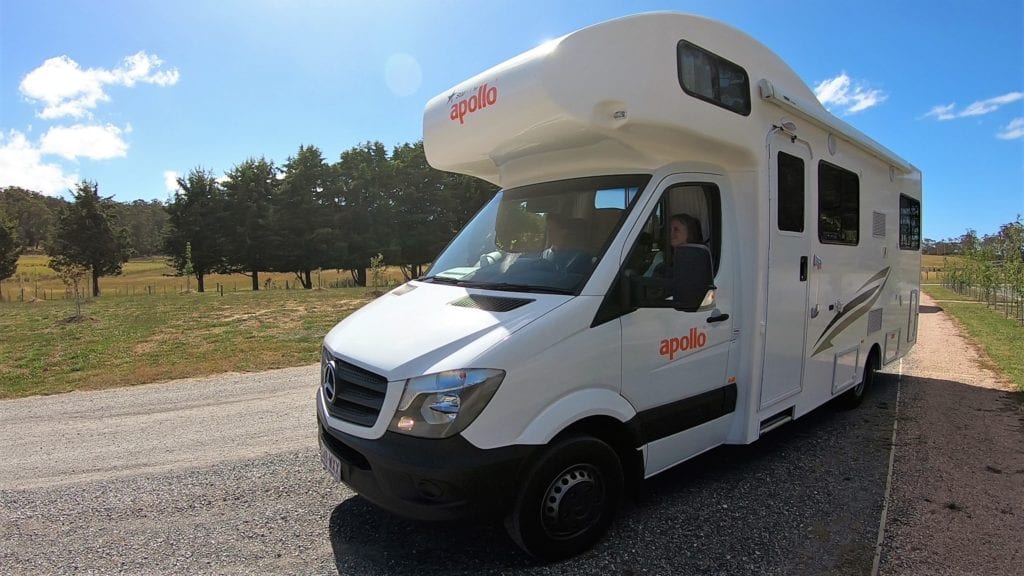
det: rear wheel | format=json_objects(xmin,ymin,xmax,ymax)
[
  {"xmin": 841, "ymin": 349, "xmax": 877, "ymax": 409},
  {"xmin": 504, "ymin": 434, "xmax": 622, "ymax": 561}
]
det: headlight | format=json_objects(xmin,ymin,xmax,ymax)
[{"xmin": 387, "ymin": 369, "xmax": 505, "ymax": 438}]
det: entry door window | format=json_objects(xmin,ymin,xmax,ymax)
[{"xmin": 777, "ymin": 152, "xmax": 805, "ymax": 233}]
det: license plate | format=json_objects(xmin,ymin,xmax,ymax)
[{"xmin": 319, "ymin": 439, "xmax": 343, "ymax": 482}]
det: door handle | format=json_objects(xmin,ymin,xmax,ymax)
[
  {"xmin": 707, "ymin": 312, "xmax": 730, "ymax": 323},
  {"xmin": 799, "ymin": 256, "xmax": 808, "ymax": 282}
]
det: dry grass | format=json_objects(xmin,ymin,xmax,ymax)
[{"xmin": 0, "ymin": 288, "xmax": 374, "ymax": 398}]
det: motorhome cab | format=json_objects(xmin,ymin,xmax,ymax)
[{"xmin": 317, "ymin": 12, "xmax": 922, "ymax": 560}]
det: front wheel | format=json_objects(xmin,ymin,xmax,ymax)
[{"xmin": 504, "ymin": 434, "xmax": 623, "ymax": 562}]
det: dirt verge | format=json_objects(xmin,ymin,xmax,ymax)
[{"xmin": 877, "ymin": 292, "xmax": 1024, "ymax": 575}]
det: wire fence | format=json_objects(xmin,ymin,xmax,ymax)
[
  {"xmin": 0, "ymin": 273, "xmax": 403, "ymax": 303},
  {"xmin": 941, "ymin": 258, "xmax": 1024, "ymax": 327}
]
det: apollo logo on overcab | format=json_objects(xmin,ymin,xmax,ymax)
[{"xmin": 449, "ymin": 83, "xmax": 499, "ymax": 125}]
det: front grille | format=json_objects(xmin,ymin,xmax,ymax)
[{"xmin": 324, "ymin": 355, "xmax": 387, "ymax": 427}]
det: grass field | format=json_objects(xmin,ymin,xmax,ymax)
[
  {"xmin": 923, "ymin": 285, "xmax": 1024, "ymax": 392},
  {"xmin": 0, "ymin": 288, "xmax": 372, "ymax": 398}
]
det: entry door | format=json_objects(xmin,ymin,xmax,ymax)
[{"xmin": 760, "ymin": 133, "xmax": 812, "ymax": 408}]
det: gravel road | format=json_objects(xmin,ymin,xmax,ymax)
[{"xmin": 1, "ymin": 363, "xmax": 898, "ymax": 575}]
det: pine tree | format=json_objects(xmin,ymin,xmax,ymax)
[{"xmin": 46, "ymin": 181, "xmax": 131, "ymax": 297}]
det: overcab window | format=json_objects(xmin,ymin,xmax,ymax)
[{"xmin": 677, "ymin": 40, "xmax": 751, "ymax": 116}]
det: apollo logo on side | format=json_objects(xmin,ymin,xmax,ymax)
[{"xmin": 659, "ymin": 327, "xmax": 708, "ymax": 360}]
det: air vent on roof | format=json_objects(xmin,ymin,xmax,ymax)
[{"xmin": 449, "ymin": 294, "xmax": 534, "ymax": 312}]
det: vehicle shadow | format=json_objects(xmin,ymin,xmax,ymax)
[
  {"xmin": 919, "ymin": 305, "xmax": 943, "ymax": 314},
  {"xmin": 875, "ymin": 373, "xmax": 1024, "ymax": 575},
  {"xmin": 328, "ymin": 374, "xmax": 900, "ymax": 576}
]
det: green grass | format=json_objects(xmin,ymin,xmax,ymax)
[
  {"xmin": 923, "ymin": 285, "xmax": 1024, "ymax": 391},
  {"xmin": 0, "ymin": 289, "xmax": 372, "ymax": 398}
]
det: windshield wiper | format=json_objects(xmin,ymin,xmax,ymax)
[
  {"xmin": 418, "ymin": 275, "xmax": 461, "ymax": 284},
  {"xmin": 458, "ymin": 281, "xmax": 574, "ymax": 295}
]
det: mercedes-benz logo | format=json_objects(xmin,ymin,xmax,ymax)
[{"xmin": 322, "ymin": 361, "xmax": 337, "ymax": 403}]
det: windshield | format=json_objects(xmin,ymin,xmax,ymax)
[{"xmin": 423, "ymin": 175, "xmax": 650, "ymax": 294}]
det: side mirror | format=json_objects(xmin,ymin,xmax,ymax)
[{"xmin": 671, "ymin": 245, "xmax": 715, "ymax": 312}]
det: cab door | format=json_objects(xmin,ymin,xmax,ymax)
[
  {"xmin": 760, "ymin": 132, "xmax": 813, "ymax": 408},
  {"xmin": 617, "ymin": 174, "xmax": 735, "ymax": 477}
]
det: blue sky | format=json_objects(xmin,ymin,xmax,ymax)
[{"xmin": 1, "ymin": 0, "xmax": 1021, "ymax": 241}]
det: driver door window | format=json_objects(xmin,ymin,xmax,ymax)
[{"xmin": 623, "ymin": 183, "xmax": 721, "ymax": 308}]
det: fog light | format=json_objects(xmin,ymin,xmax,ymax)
[{"xmin": 397, "ymin": 416, "xmax": 416, "ymax": 431}]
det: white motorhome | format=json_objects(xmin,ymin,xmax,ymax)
[{"xmin": 317, "ymin": 12, "xmax": 922, "ymax": 560}]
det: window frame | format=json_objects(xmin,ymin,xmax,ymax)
[{"xmin": 676, "ymin": 40, "xmax": 751, "ymax": 116}]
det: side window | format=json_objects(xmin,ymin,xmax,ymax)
[
  {"xmin": 777, "ymin": 152, "xmax": 805, "ymax": 233},
  {"xmin": 899, "ymin": 194, "xmax": 921, "ymax": 250},
  {"xmin": 677, "ymin": 40, "xmax": 751, "ymax": 116},
  {"xmin": 622, "ymin": 183, "xmax": 721, "ymax": 307},
  {"xmin": 818, "ymin": 161, "xmax": 859, "ymax": 245}
]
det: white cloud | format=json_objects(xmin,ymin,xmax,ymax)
[
  {"xmin": 924, "ymin": 103, "xmax": 957, "ymax": 121},
  {"xmin": 924, "ymin": 92, "xmax": 1023, "ymax": 121},
  {"xmin": 961, "ymin": 92, "xmax": 1023, "ymax": 117},
  {"xmin": 0, "ymin": 130, "xmax": 78, "ymax": 196},
  {"xmin": 164, "ymin": 170, "xmax": 181, "ymax": 193},
  {"xmin": 997, "ymin": 117, "xmax": 1024, "ymax": 140},
  {"xmin": 19, "ymin": 52, "xmax": 180, "ymax": 120},
  {"xmin": 39, "ymin": 124, "xmax": 128, "ymax": 160},
  {"xmin": 813, "ymin": 72, "xmax": 887, "ymax": 115}
]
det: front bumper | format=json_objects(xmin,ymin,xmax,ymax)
[{"xmin": 317, "ymin": 389, "xmax": 535, "ymax": 521}]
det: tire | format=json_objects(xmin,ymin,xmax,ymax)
[
  {"xmin": 504, "ymin": 434, "xmax": 623, "ymax": 562},
  {"xmin": 841, "ymin": 349, "xmax": 877, "ymax": 409}
]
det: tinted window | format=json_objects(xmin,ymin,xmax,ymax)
[
  {"xmin": 899, "ymin": 194, "xmax": 921, "ymax": 250},
  {"xmin": 677, "ymin": 40, "xmax": 751, "ymax": 116},
  {"xmin": 818, "ymin": 162, "xmax": 859, "ymax": 245},
  {"xmin": 778, "ymin": 152, "xmax": 805, "ymax": 232}
]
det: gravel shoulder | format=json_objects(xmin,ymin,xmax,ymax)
[
  {"xmin": 877, "ymin": 291, "xmax": 1024, "ymax": 576},
  {"xmin": 0, "ymin": 365, "xmax": 320, "ymax": 490}
]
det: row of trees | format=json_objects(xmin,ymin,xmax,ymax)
[
  {"xmin": 0, "ymin": 140, "xmax": 496, "ymax": 296},
  {"xmin": 0, "ymin": 187, "xmax": 167, "ymax": 256},
  {"xmin": 164, "ymin": 141, "xmax": 496, "ymax": 292},
  {"xmin": 921, "ymin": 225, "xmax": 1024, "ymax": 257}
]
